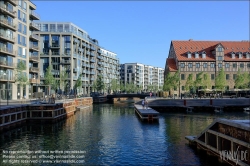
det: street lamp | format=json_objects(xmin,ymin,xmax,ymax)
[{"xmin": 3, "ymin": 71, "xmax": 9, "ymax": 105}]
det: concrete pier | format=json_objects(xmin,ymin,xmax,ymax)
[{"xmin": 134, "ymin": 104, "xmax": 159, "ymax": 122}]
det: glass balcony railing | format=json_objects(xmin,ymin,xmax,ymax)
[
  {"xmin": 0, "ymin": 4, "xmax": 16, "ymax": 17},
  {"xmin": 29, "ymin": 10, "xmax": 40, "ymax": 20},
  {"xmin": 0, "ymin": 60, "xmax": 13, "ymax": 67},
  {"xmin": 0, "ymin": 19, "xmax": 16, "ymax": 30}
]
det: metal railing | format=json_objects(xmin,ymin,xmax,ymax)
[{"xmin": 29, "ymin": 10, "xmax": 40, "ymax": 19}]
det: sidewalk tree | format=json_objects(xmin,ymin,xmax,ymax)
[
  {"xmin": 185, "ymin": 74, "xmax": 194, "ymax": 93},
  {"xmin": 235, "ymin": 70, "xmax": 250, "ymax": 89},
  {"xmin": 96, "ymin": 75, "xmax": 104, "ymax": 92},
  {"xmin": 74, "ymin": 74, "xmax": 82, "ymax": 95},
  {"xmin": 163, "ymin": 73, "xmax": 172, "ymax": 91},
  {"xmin": 15, "ymin": 60, "xmax": 29, "ymax": 98},
  {"xmin": 110, "ymin": 79, "xmax": 119, "ymax": 93},
  {"xmin": 215, "ymin": 68, "xmax": 226, "ymax": 91},
  {"xmin": 163, "ymin": 70, "xmax": 180, "ymax": 95},
  {"xmin": 44, "ymin": 65, "xmax": 57, "ymax": 94},
  {"xmin": 194, "ymin": 72, "xmax": 203, "ymax": 90},
  {"xmin": 202, "ymin": 72, "xmax": 212, "ymax": 89},
  {"xmin": 92, "ymin": 80, "xmax": 98, "ymax": 92},
  {"xmin": 59, "ymin": 68, "xmax": 68, "ymax": 93}
]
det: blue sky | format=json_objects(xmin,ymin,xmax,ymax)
[{"xmin": 33, "ymin": 1, "xmax": 249, "ymax": 68}]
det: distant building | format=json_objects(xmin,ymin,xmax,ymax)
[
  {"xmin": 164, "ymin": 39, "xmax": 250, "ymax": 95},
  {"xmin": 120, "ymin": 63, "xmax": 164, "ymax": 91}
]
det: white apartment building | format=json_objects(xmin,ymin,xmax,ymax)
[{"xmin": 120, "ymin": 63, "xmax": 164, "ymax": 91}]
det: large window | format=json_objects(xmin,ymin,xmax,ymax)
[
  {"xmin": 233, "ymin": 63, "xmax": 237, "ymax": 68},
  {"xmin": 188, "ymin": 63, "xmax": 192, "ymax": 68},
  {"xmin": 180, "ymin": 63, "xmax": 185, "ymax": 68},
  {"xmin": 203, "ymin": 63, "xmax": 207, "ymax": 68},
  {"xmin": 225, "ymin": 63, "xmax": 229, "ymax": 68},
  {"xmin": 226, "ymin": 74, "xmax": 230, "ymax": 80},
  {"xmin": 218, "ymin": 63, "xmax": 222, "ymax": 68},
  {"xmin": 218, "ymin": 56, "xmax": 223, "ymax": 61},
  {"xmin": 196, "ymin": 63, "xmax": 200, "ymax": 68},
  {"xmin": 181, "ymin": 74, "xmax": 185, "ymax": 80},
  {"xmin": 233, "ymin": 74, "xmax": 237, "ymax": 80},
  {"xmin": 240, "ymin": 63, "xmax": 244, "ymax": 68},
  {"xmin": 210, "ymin": 63, "xmax": 215, "ymax": 68}
]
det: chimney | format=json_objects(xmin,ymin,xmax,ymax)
[{"xmin": 189, "ymin": 39, "xmax": 193, "ymax": 41}]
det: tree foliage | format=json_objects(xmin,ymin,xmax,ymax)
[
  {"xmin": 44, "ymin": 65, "xmax": 57, "ymax": 92},
  {"xmin": 202, "ymin": 73, "xmax": 212, "ymax": 89},
  {"xmin": 215, "ymin": 68, "xmax": 226, "ymax": 91},
  {"xmin": 163, "ymin": 70, "xmax": 180, "ymax": 92},
  {"xmin": 74, "ymin": 74, "xmax": 82, "ymax": 94},
  {"xmin": 60, "ymin": 68, "xmax": 68, "ymax": 92},
  {"xmin": 110, "ymin": 79, "xmax": 120, "ymax": 93},
  {"xmin": 96, "ymin": 75, "xmax": 105, "ymax": 92},
  {"xmin": 15, "ymin": 61, "xmax": 29, "ymax": 98},
  {"xmin": 194, "ymin": 72, "xmax": 203, "ymax": 89},
  {"xmin": 185, "ymin": 74, "xmax": 194, "ymax": 92},
  {"xmin": 235, "ymin": 70, "xmax": 249, "ymax": 89}
]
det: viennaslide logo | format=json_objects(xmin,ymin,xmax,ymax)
[{"xmin": 219, "ymin": 146, "xmax": 248, "ymax": 165}]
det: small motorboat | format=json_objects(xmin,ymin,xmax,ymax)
[{"xmin": 214, "ymin": 107, "xmax": 223, "ymax": 113}]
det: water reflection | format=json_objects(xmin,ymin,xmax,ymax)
[{"xmin": 0, "ymin": 104, "xmax": 249, "ymax": 165}]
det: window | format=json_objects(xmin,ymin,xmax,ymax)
[
  {"xmin": 180, "ymin": 63, "xmax": 185, "ymax": 68},
  {"xmin": 23, "ymin": 2, "xmax": 27, "ymax": 11},
  {"xmin": 210, "ymin": 63, "xmax": 215, "ymax": 68},
  {"xmin": 217, "ymin": 47, "xmax": 223, "ymax": 52},
  {"xmin": 225, "ymin": 63, "xmax": 229, "ymax": 68},
  {"xmin": 211, "ymin": 74, "xmax": 215, "ymax": 80},
  {"xmin": 18, "ymin": 34, "xmax": 21, "ymax": 45},
  {"xmin": 233, "ymin": 63, "xmax": 237, "ymax": 68},
  {"xmin": 196, "ymin": 63, "xmax": 200, "ymax": 68},
  {"xmin": 18, "ymin": 10, "xmax": 21, "ymax": 20},
  {"xmin": 22, "ymin": 13, "xmax": 26, "ymax": 22},
  {"xmin": 202, "ymin": 52, "xmax": 206, "ymax": 58},
  {"xmin": 182, "ymin": 86, "xmax": 184, "ymax": 91},
  {"xmin": 233, "ymin": 74, "xmax": 237, "ymax": 80},
  {"xmin": 218, "ymin": 63, "xmax": 222, "ymax": 68},
  {"xmin": 226, "ymin": 74, "xmax": 230, "ymax": 80},
  {"xmin": 23, "ymin": 25, "xmax": 27, "ymax": 35},
  {"xmin": 18, "ymin": 47, "xmax": 22, "ymax": 57},
  {"xmin": 203, "ymin": 63, "xmax": 207, "ymax": 68},
  {"xmin": 240, "ymin": 63, "xmax": 244, "ymax": 68},
  {"xmin": 195, "ymin": 52, "xmax": 199, "ymax": 58},
  {"xmin": 248, "ymin": 63, "xmax": 250, "ymax": 68},
  {"xmin": 231, "ymin": 53, "xmax": 235, "ymax": 59},
  {"xmin": 218, "ymin": 56, "xmax": 223, "ymax": 61},
  {"xmin": 18, "ymin": 0, "xmax": 22, "ymax": 8},
  {"xmin": 181, "ymin": 74, "xmax": 185, "ymax": 80},
  {"xmin": 188, "ymin": 63, "xmax": 192, "ymax": 68},
  {"xmin": 18, "ymin": 23, "xmax": 22, "ymax": 33},
  {"xmin": 239, "ymin": 53, "xmax": 242, "ymax": 59},
  {"xmin": 187, "ymin": 53, "xmax": 191, "ymax": 58}
]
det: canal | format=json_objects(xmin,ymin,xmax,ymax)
[{"xmin": 0, "ymin": 103, "xmax": 249, "ymax": 165}]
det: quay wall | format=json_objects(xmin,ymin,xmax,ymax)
[{"xmin": 0, "ymin": 97, "xmax": 93, "ymax": 132}]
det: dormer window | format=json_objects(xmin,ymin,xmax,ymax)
[
  {"xmin": 195, "ymin": 52, "xmax": 199, "ymax": 58},
  {"xmin": 187, "ymin": 51, "xmax": 191, "ymax": 58},
  {"xmin": 201, "ymin": 51, "xmax": 206, "ymax": 58},
  {"xmin": 238, "ymin": 52, "xmax": 242, "ymax": 59},
  {"xmin": 231, "ymin": 52, "xmax": 235, "ymax": 59},
  {"xmin": 245, "ymin": 52, "xmax": 250, "ymax": 59}
]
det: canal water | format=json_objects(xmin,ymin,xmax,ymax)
[{"xmin": 0, "ymin": 103, "xmax": 249, "ymax": 166}]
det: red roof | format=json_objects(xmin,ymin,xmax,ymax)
[
  {"xmin": 172, "ymin": 40, "xmax": 250, "ymax": 62},
  {"xmin": 167, "ymin": 58, "xmax": 178, "ymax": 71}
]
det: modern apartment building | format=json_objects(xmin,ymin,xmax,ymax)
[
  {"xmin": 0, "ymin": 0, "xmax": 40, "ymax": 100},
  {"xmin": 120, "ymin": 63, "xmax": 164, "ymax": 91},
  {"xmin": 33, "ymin": 22, "xmax": 119, "ymax": 95},
  {"xmin": 164, "ymin": 40, "xmax": 250, "ymax": 95},
  {"xmin": 100, "ymin": 48, "xmax": 119, "ymax": 92}
]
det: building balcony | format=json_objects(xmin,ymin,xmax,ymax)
[
  {"xmin": 0, "ymin": 47, "xmax": 16, "ymax": 57},
  {"xmin": 29, "ymin": 33, "xmax": 39, "ymax": 41},
  {"xmin": 7, "ymin": 0, "xmax": 17, "ymax": 6},
  {"xmin": 29, "ymin": 22, "xmax": 39, "ymax": 31},
  {"xmin": 90, "ymin": 65, "xmax": 95, "ymax": 68},
  {"xmin": 0, "ymin": 19, "xmax": 16, "ymax": 31},
  {"xmin": 0, "ymin": 33, "xmax": 15, "ymax": 43},
  {"xmin": 29, "ymin": 55, "xmax": 39, "ymax": 62},
  {"xmin": 90, "ymin": 59, "xmax": 95, "ymax": 63},
  {"xmin": 86, "ymin": 51, "xmax": 90, "ymax": 55},
  {"xmin": 82, "ymin": 63, "xmax": 86, "ymax": 67},
  {"xmin": 29, "ymin": 67, "xmax": 39, "ymax": 73},
  {"xmin": 86, "ymin": 45, "xmax": 90, "ymax": 49},
  {"xmin": 0, "ymin": 74, "xmax": 15, "ymax": 82},
  {"xmin": 51, "ymin": 52, "xmax": 60, "ymax": 56},
  {"xmin": 61, "ymin": 60, "xmax": 71, "ymax": 64},
  {"xmin": 97, "ymin": 49, "xmax": 101, "ymax": 54},
  {"xmin": 97, "ymin": 67, "xmax": 103, "ymax": 71},
  {"xmin": 73, "ymin": 68, "xmax": 77, "ymax": 73},
  {"xmin": 29, "ymin": 10, "xmax": 40, "ymax": 20},
  {"xmin": 82, "ymin": 43, "xmax": 86, "ymax": 48},
  {"xmin": 86, "ymin": 64, "xmax": 90, "ymax": 68},
  {"xmin": 90, "ymin": 77, "xmax": 94, "ymax": 81},
  {"xmin": 0, "ymin": 5, "xmax": 16, "ymax": 18},
  {"xmin": 29, "ymin": 78, "xmax": 40, "ymax": 84},
  {"xmin": 50, "ymin": 44, "xmax": 60, "ymax": 48},
  {"xmin": 98, "ymin": 62, "xmax": 102, "ymax": 65},
  {"xmin": 90, "ymin": 46, "xmax": 95, "ymax": 51},
  {"xmin": 0, "ymin": 61, "xmax": 15, "ymax": 69},
  {"xmin": 62, "ymin": 53, "xmax": 71, "ymax": 57},
  {"xmin": 29, "ymin": 44, "xmax": 39, "ymax": 51},
  {"xmin": 78, "ymin": 47, "xmax": 83, "ymax": 52},
  {"xmin": 73, "ymin": 38, "xmax": 79, "ymax": 44},
  {"xmin": 90, "ymin": 52, "xmax": 95, "ymax": 57}
]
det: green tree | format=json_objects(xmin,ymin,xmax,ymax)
[
  {"xmin": 235, "ymin": 70, "xmax": 249, "ymax": 89},
  {"xmin": 92, "ymin": 80, "xmax": 98, "ymax": 92},
  {"xmin": 110, "ymin": 79, "xmax": 119, "ymax": 93},
  {"xmin": 185, "ymin": 74, "xmax": 194, "ymax": 93},
  {"xmin": 215, "ymin": 68, "xmax": 226, "ymax": 91},
  {"xmin": 15, "ymin": 61, "xmax": 29, "ymax": 98},
  {"xmin": 120, "ymin": 83, "xmax": 125, "ymax": 92},
  {"xmin": 60, "ymin": 68, "xmax": 68, "ymax": 92},
  {"xmin": 96, "ymin": 75, "xmax": 105, "ymax": 92},
  {"xmin": 74, "ymin": 74, "xmax": 82, "ymax": 95},
  {"xmin": 163, "ymin": 70, "xmax": 180, "ymax": 93},
  {"xmin": 194, "ymin": 72, "xmax": 203, "ymax": 90},
  {"xmin": 202, "ymin": 72, "xmax": 212, "ymax": 89},
  {"xmin": 163, "ymin": 73, "xmax": 172, "ymax": 91},
  {"xmin": 44, "ymin": 65, "xmax": 57, "ymax": 94}
]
